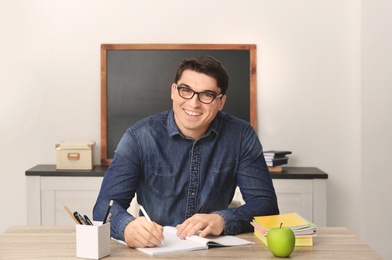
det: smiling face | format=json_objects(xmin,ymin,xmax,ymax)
[{"xmin": 171, "ymin": 70, "xmax": 226, "ymax": 140}]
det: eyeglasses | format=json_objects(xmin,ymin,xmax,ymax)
[{"xmin": 175, "ymin": 84, "xmax": 223, "ymax": 104}]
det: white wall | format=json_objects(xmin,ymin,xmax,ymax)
[
  {"xmin": 0, "ymin": 0, "xmax": 390, "ymax": 258},
  {"xmin": 361, "ymin": 0, "xmax": 392, "ymax": 258}
]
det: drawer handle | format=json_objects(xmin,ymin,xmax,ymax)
[{"xmin": 67, "ymin": 153, "xmax": 80, "ymax": 161}]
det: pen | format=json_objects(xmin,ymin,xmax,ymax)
[
  {"xmin": 139, "ymin": 205, "xmax": 152, "ymax": 223},
  {"xmin": 61, "ymin": 203, "xmax": 80, "ymax": 224},
  {"xmin": 74, "ymin": 212, "xmax": 87, "ymax": 225},
  {"xmin": 84, "ymin": 215, "xmax": 94, "ymax": 225},
  {"xmin": 140, "ymin": 205, "xmax": 164, "ymax": 244},
  {"xmin": 103, "ymin": 200, "xmax": 113, "ymax": 224},
  {"xmin": 106, "ymin": 213, "xmax": 112, "ymax": 224}
]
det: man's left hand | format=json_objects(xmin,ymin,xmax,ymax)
[{"xmin": 176, "ymin": 213, "xmax": 225, "ymax": 239}]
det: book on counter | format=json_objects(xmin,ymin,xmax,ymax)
[
  {"xmin": 263, "ymin": 150, "xmax": 292, "ymax": 158},
  {"xmin": 251, "ymin": 212, "xmax": 317, "ymax": 247},
  {"xmin": 264, "ymin": 150, "xmax": 292, "ymax": 171},
  {"xmin": 265, "ymin": 156, "xmax": 289, "ymax": 167}
]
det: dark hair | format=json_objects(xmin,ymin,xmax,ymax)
[{"xmin": 174, "ymin": 56, "xmax": 229, "ymax": 95}]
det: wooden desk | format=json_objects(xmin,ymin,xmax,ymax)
[{"xmin": 0, "ymin": 226, "xmax": 381, "ymax": 259}]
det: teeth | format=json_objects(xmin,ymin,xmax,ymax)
[{"xmin": 185, "ymin": 109, "xmax": 201, "ymax": 116}]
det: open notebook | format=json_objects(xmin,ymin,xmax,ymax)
[{"xmin": 114, "ymin": 226, "xmax": 254, "ymax": 256}]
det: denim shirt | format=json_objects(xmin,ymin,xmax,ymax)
[{"xmin": 93, "ymin": 110, "xmax": 279, "ymax": 241}]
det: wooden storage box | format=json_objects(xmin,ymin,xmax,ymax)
[{"xmin": 56, "ymin": 141, "xmax": 95, "ymax": 170}]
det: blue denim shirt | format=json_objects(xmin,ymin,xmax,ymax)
[{"xmin": 93, "ymin": 110, "xmax": 278, "ymax": 241}]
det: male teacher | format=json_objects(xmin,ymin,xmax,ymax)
[{"xmin": 93, "ymin": 55, "xmax": 279, "ymax": 248}]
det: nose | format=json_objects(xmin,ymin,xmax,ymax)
[{"xmin": 189, "ymin": 93, "xmax": 202, "ymax": 106}]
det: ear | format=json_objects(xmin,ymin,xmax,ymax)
[
  {"xmin": 218, "ymin": 95, "xmax": 227, "ymax": 111},
  {"xmin": 171, "ymin": 84, "xmax": 177, "ymax": 100}
]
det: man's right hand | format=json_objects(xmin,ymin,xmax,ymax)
[{"xmin": 124, "ymin": 217, "xmax": 164, "ymax": 248}]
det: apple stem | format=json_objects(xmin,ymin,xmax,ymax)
[{"xmin": 280, "ymin": 223, "xmax": 283, "ymax": 228}]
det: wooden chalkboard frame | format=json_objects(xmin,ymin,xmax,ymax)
[{"xmin": 101, "ymin": 44, "xmax": 257, "ymax": 165}]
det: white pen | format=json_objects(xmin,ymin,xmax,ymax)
[
  {"xmin": 139, "ymin": 205, "xmax": 152, "ymax": 223},
  {"xmin": 140, "ymin": 205, "xmax": 164, "ymax": 244}
]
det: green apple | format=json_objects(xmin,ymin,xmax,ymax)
[{"xmin": 267, "ymin": 223, "xmax": 296, "ymax": 257}]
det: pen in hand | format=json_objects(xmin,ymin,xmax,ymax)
[
  {"xmin": 140, "ymin": 205, "xmax": 164, "ymax": 244},
  {"xmin": 139, "ymin": 205, "xmax": 152, "ymax": 223}
]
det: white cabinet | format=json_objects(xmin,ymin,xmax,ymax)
[
  {"xmin": 274, "ymin": 178, "xmax": 327, "ymax": 227},
  {"xmin": 233, "ymin": 178, "xmax": 327, "ymax": 226},
  {"xmin": 27, "ymin": 176, "xmax": 103, "ymax": 226},
  {"xmin": 26, "ymin": 165, "xmax": 327, "ymax": 227}
]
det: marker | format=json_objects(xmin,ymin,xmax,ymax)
[
  {"xmin": 103, "ymin": 200, "xmax": 113, "ymax": 224},
  {"xmin": 139, "ymin": 205, "xmax": 152, "ymax": 223}
]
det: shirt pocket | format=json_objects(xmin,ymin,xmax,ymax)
[
  {"xmin": 145, "ymin": 163, "xmax": 182, "ymax": 198},
  {"xmin": 208, "ymin": 160, "xmax": 237, "ymax": 196}
]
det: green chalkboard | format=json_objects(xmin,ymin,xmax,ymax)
[{"xmin": 101, "ymin": 44, "xmax": 257, "ymax": 164}]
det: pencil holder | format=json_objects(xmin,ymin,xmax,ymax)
[{"xmin": 76, "ymin": 222, "xmax": 110, "ymax": 259}]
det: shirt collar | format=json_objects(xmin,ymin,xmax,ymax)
[{"xmin": 167, "ymin": 110, "xmax": 180, "ymax": 137}]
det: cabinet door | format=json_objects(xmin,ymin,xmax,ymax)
[
  {"xmin": 41, "ymin": 177, "xmax": 103, "ymax": 225},
  {"xmin": 39, "ymin": 176, "xmax": 140, "ymax": 226},
  {"xmin": 232, "ymin": 179, "xmax": 314, "ymax": 223},
  {"xmin": 272, "ymin": 179, "xmax": 313, "ymax": 222}
]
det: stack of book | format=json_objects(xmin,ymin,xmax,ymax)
[
  {"xmin": 263, "ymin": 150, "xmax": 292, "ymax": 172},
  {"xmin": 251, "ymin": 212, "xmax": 317, "ymax": 247}
]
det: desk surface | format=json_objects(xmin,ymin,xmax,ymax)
[{"xmin": 0, "ymin": 226, "xmax": 380, "ymax": 259}]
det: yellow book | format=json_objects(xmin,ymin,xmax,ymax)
[
  {"xmin": 253, "ymin": 227, "xmax": 313, "ymax": 247},
  {"xmin": 254, "ymin": 228, "xmax": 268, "ymax": 246},
  {"xmin": 253, "ymin": 212, "xmax": 310, "ymax": 231}
]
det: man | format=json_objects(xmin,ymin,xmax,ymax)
[{"xmin": 93, "ymin": 56, "xmax": 279, "ymax": 248}]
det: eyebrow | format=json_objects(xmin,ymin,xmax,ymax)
[{"xmin": 178, "ymin": 83, "xmax": 219, "ymax": 95}]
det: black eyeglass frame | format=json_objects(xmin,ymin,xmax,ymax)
[{"xmin": 174, "ymin": 84, "xmax": 223, "ymax": 104}]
